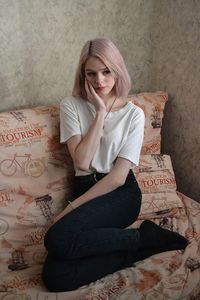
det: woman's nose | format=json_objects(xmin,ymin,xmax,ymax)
[{"xmin": 96, "ymin": 73, "xmax": 104, "ymax": 84}]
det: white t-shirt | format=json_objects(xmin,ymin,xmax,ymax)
[{"xmin": 60, "ymin": 96, "xmax": 145, "ymax": 176}]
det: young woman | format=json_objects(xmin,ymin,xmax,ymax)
[{"xmin": 42, "ymin": 38, "xmax": 188, "ymax": 292}]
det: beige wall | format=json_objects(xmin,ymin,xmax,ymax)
[
  {"xmin": 151, "ymin": 0, "xmax": 200, "ymax": 202},
  {"xmin": 0, "ymin": 0, "xmax": 154, "ymax": 111},
  {"xmin": 0, "ymin": 0, "xmax": 199, "ymax": 201}
]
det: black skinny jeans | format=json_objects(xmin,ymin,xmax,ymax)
[{"xmin": 42, "ymin": 170, "xmax": 142, "ymax": 292}]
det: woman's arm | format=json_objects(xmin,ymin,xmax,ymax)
[
  {"xmin": 67, "ymin": 110, "xmax": 105, "ymax": 171},
  {"xmin": 53, "ymin": 157, "xmax": 132, "ymax": 223},
  {"xmin": 67, "ymin": 80, "xmax": 107, "ymax": 171}
]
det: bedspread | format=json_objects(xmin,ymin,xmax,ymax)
[{"xmin": 0, "ymin": 192, "xmax": 199, "ymax": 300}]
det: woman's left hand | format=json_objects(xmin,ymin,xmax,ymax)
[{"xmin": 53, "ymin": 205, "xmax": 73, "ymax": 224}]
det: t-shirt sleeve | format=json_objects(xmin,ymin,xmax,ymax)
[
  {"xmin": 118, "ymin": 107, "xmax": 145, "ymax": 166},
  {"xmin": 60, "ymin": 97, "xmax": 82, "ymax": 144}
]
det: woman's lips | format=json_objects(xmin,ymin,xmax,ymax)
[{"xmin": 96, "ymin": 86, "xmax": 105, "ymax": 91}]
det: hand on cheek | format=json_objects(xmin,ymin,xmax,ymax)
[
  {"xmin": 85, "ymin": 79, "xmax": 96, "ymax": 98},
  {"xmin": 84, "ymin": 79, "xmax": 106, "ymax": 113},
  {"xmin": 85, "ymin": 79, "xmax": 92, "ymax": 99}
]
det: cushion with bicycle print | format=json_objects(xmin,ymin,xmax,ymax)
[
  {"xmin": 0, "ymin": 104, "xmax": 74, "ymax": 283},
  {"xmin": 128, "ymin": 91, "xmax": 168, "ymax": 154}
]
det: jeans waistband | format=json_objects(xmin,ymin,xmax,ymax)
[
  {"xmin": 75, "ymin": 169, "xmax": 134, "ymax": 183},
  {"xmin": 76, "ymin": 172, "xmax": 107, "ymax": 182}
]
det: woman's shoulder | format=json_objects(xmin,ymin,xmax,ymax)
[
  {"xmin": 60, "ymin": 96, "xmax": 87, "ymax": 111},
  {"xmin": 124, "ymin": 102, "xmax": 145, "ymax": 126},
  {"xmin": 126, "ymin": 101, "xmax": 145, "ymax": 117},
  {"xmin": 60, "ymin": 96, "xmax": 84, "ymax": 106}
]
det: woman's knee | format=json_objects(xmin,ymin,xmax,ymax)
[{"xmin": 44, "ymin": 224, "xmax": 69, "ymax": 255}]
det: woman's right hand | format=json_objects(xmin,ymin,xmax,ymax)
[{"xmin": 85, "ymin": 79, "xmax": 106, "ymax": 114}]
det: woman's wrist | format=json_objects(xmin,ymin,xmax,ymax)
[
  {"xmin": 67, "ymin": 200, "xmax": 75, "ymax": 210},
  {"xmin": 96, "ymin": 109, "xmax": 107, "ymax": 119}
]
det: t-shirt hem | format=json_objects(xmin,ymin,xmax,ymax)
[{"xmin": 60, "ymin": 132, "xmax": 81, "ymax": 144}]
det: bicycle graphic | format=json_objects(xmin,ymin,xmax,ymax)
[
  {"xmin": 0, "ymin": 153, "xmax": 46, "ymax": 178},
  {"xmin": 0, "ymin": 219, "xmax": 9, "ymax": 235}
]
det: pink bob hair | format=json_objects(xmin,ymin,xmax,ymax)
[{"xmin": 72, "ymin": 38, "xmax": 132, "ymax": 99}]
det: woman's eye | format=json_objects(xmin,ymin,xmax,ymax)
[
  {"xmin": 86, "ymin": 72, "xmax": 95, "ymax": 77},
  {"xmin": 103, "ymin": 70, "xmax": 111, "ymax": 75}
]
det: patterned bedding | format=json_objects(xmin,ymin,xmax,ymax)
[
  {"xmin": 0, "ymin": 192, "xmax": 199, "ymax": 300},
  {"xmin": 0, "ymin": 92, "xmax": 199, "ymax": 299}
]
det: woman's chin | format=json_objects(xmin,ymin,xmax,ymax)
[
  {"xmin": 96, "ymin": 89, "xmax": 110, "ymax": 97},
  {"xmin": 96, "ymin": 91, "xmax": 107, "ymax": 97}
]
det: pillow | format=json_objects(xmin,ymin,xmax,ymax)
[
  {"xmin": 128, "ymin": 91, "xmax": 168, "ymax": 154},
  {"xmin": 0, "ymin": 104, "xmax": 74, "ymax": 289},
  {"xmin": 134, "ymin": 154, "xmax": 183, "ymax": 219},
  {"xmin": 135, "ymin": 154, "xmax": 176, "ymax": 193},
  {"xmin": 138, "ymin": 193, "xmax": 182, "ymax": 220}
]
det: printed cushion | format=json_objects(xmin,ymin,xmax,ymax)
[
  {"xmin": 134, "ymin": 154, "xmax": 183, "ymax": 219},
  {"xmin": 128, "ymin": 91, "xmax": 168, "ymax": 154},
  {"xmin": 0, "ymin": 104, "xmax": 74, "ymax": 287},
  {"xmin": 135, "ymin": 154, "xmax": 177, "ymax": 193}
]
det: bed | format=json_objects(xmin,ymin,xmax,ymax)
[{"xmin": 0, "ymin": 91, "xmax": 199, "ymax": 299}]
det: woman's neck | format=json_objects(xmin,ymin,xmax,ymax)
[{"xmin": 102, "ymin": 94, "xmax": 117, "ymax": 110}]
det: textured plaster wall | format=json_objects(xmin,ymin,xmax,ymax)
[
  {"xmin": 0, "ymin": 0, "xmax": 199, "ymax": 201},
  {"xmin": 0, "ymin": 0, "xmax": 154, "ymax": 111},
  {"xmin": 151, "ymin": 0, "xmax": 200, "ymax": 202}
]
